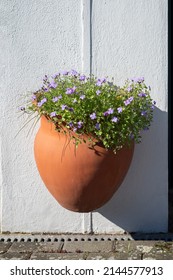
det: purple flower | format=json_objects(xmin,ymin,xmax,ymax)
[
  {"xmin": 90, "ymin": 112, "xmax": 97, "ymax": 120},
  {"xmin": 50, "ymin": 111, "xmax": 56, "ymax": 117},
  {"xmin": 124, "ymin": 99, "xmax": 130, "ymax": 106},
  {"xmin": 95, "ymin": 123, "xmax": 100, "ymax": 130},
  {"xmin": 103, "ymin": 108, "xmax": 114, "ymax": 116},
  {"xmin": 52, "ymin": 72, "xmax": 60, "ymax": 79},
  {"xmin": 124, "ymin": 96, "xmax": 134, "ymax": 106},
  {"xmin": 68, "ymin": 107, "xmax": 74, "ymax": 112},
  {"xmin": 52, "ymin": 95, "xmax": 62, "ymax": 102},
  {"xmin": 107, "ymin": 108, "xmax": 114, "ymax": 114},
  {"xmin": 138, "ymin": 92, "xmax": 146, "ymax": 97},
  {"xmin": 96, "ymin": 78, "xmax": 106, "ymax": 86},
  {"xmin": 111, "ymin": 116, "xmax": 118, "ymax": 123},
  {"xmin": 129, "ymin": 96, "xmax": 134, "ymax": 102},
  {"xmin": 77, "ymin": 121, "xmax": 83, "ymax": 128},
  {"xmin": 79, "ymin": 75, "xmax": 86, "ymax": 81},
  {"xmin": 31, "ymin": 94, "xmax": 36, "ymax": 101},
  {"xmin": 49, "ymin": 80, "xmax": 57, "ymax": 89},
  {"xmin": 96, "ymin": 90, "xmax": 101, "ymax": 95},
  {"xmin": 141, "ymin": 111, "xmax": 147, "ymax": 116},
  {"xmin": 42, "ymin": 87, "xmax": 49, "ymax": 92},
  {"xmin": 68, "ymin": 122, "xmax": 73, "ymax": 128},
  {"xmin": 70, "ymin": 69, "xmax": 78, "ymax": 76},
  {"xmin": 151, "ymin": 101, "xmax": 156, "ymax": 110},
  {"xmin": 66, "ymin": 86, "xmax": 76, "ymax": 94},
  {"xmin": 37, "ymin": 98, "xmax": 47, "ymax": 107},
  {"xmin": 61, "ymin": 104, "xmax": 67, "ymax": 110},
  {"xmin": 61, "ymin": 70, "xmax": 68, "ymax": 75},
  {"xmin": 117, "ymin": 107, "xmax": 123, "ymax": 113},
  {"xmin": 52, "ymin": 96, "xmax": 58, "ymax": 102},
  {"xmin": 127, "ymin": 86, "xmax": 132, "ymax": 92},
  {"xmin": 100, "ymin": 78, "xmax": 106, "ymax": 83},
  {"xmin": 96, "ymin": 80, "xmax": 102, "ymax": 86},
  {"xmin": 80, "ymin": 94, "xmax": 85, "ymax": 100},
  {"xmin": 131, "ymin": 77, "xmax": 144, "ymax": 83}
]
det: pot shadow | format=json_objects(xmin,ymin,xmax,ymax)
[{"xmin": 93, "ymin": 107, "xmax": 168, "ymax": 234}]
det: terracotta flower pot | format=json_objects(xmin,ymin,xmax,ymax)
[{"xmin": 34, "ymin": 116, "xmax": 134, "ymax": 212}]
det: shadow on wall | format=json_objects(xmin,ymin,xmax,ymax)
[{"xmin": 94, "ymin": 107, "xmax": 168, "ymax": 233}]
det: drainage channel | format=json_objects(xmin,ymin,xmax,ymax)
[{"xmin": 0, "ymin": 233, "xmax": 173, "ymax": 243}]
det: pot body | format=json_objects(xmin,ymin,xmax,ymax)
[{"xmin": 34, "ymin": 116, "xmax": 134, "ymax": 212}]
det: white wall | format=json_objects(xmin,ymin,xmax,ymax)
[{"xmin": 0, "ymin": 0, "xmax": 168, "ymax": 233}]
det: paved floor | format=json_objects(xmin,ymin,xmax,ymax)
[{"xmin": 0, "ymin": 234, "xmax": 173, "ymax": 260}]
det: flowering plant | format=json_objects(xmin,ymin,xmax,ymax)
[{"xmin": 21, "ymin": 70, "xmax": 155, "ymax": 151}]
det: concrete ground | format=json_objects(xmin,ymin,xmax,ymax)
[{"xmin": 0, "ymin": 233, "xmax": 173, "ymax": 260}]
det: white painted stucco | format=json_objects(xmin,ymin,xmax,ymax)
[{"xmin": 0, "ymin": 0, "xmax": 168, "ymax": 233}]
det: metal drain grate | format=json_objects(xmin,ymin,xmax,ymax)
[{"xmin": 0, "ymin": 233, "xmax": 173, "ymax": 243}]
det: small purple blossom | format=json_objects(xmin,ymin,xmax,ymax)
[
  {"xmin": 111, "ymin": 116, "xmax": 118, "ymax": 123},
  {"xmin": 96, "ymin": 90, "xmax": 101, "ymax": 95},
  {"xmin": 100, "ymin": 78, "xmax": 106, "ymax": 83},
  {"xmin": 150, "ymin": 101, "xmax": 156, "ymax": 110},
  {"xmin": 49, "ymin": 80, "xmax": 57, "ymax": 89},
  {"xmin": 31, "ymin": 94, "xmax": 37, "ymax": 101},
  {"xmin": 50, "ymin": 111, "xmax": 56, "ymax": 117},
  {"xmin": 80, "ymin": 94, "xmax": 85, "ymax": 100},
  {"xmin": 124, "ymin": 96, "xmax": 134, "ymax": 106},
  {"xmin": 138, "ymin": 92, "xmax": 147, "ymax": 97},
  {"xmin": 37, "ymin": 98, "xmax": 47, "ymax": 107},
  {"xmin": 95, "ymin": 123, "xmax": 100, "ymax": 130},
  {"xmin": 96, "ymin": 78, "xmax": 106, "ymax": 86},
  {"xmin": 117, "ymin": 107, "xmax": 123, "ymax": 113},
  {"xmin": 52, "ymin": 72, "xmax": 60, "ymax": 79},
  {"xmin": 77, "ymin": 121, "xmax": 83, "ymax": 128},
  {"xmin": 141, "ymin": 111, "xmax": 147, "ymax": 116},
  {"xmin": 129, "ymin": 96, "xmax": 134, "ymax": 102},
  {"xmin": 79, "ymin": 75, "xmax": 86, "ymax": 81},
  {"xmin": 61, "ymin": 70, "xmax": 68, "ymax": 75},
  {"xmin": 68, "ymin": 122, "xmax": 73, "ymax": 128},
  {"xmin": 96, "ymin": 80, "xmax": 102, "ymax": 86},
  {"xmin": 90, "ymin": 112, "xmax": 97, "ymax": 120},
  {"xmin": 52, "ymin": 95, "xmax": 62, "ymax": 102},
  {"xmin": 68, "ymin": 107, "xmax": 74, "ymax": 112},
  {"xmin": 131, "ymin": 77, "xmax": 144, "ymax": 83},
  {"xmin": 66, "ymin": 86, "xmax": 76, "ymax": 94},
  {"xmin": 61, "ymin": 104, "xmax": 67, "ymax": 110},
  {"xmin": 127, "ymin": 86, "xmax": 132, "ymax": 92},
  {"xmin": 42, "ymin": 87, "xmax": 49, "ymax": 92},
  {"xmin": 103, "ymin": 108, "xmax": 114, "ymax": 116},
  {"xmin": 70, "ymin": 69, "xmax": 78, "ymax": 76},
  {"xmin": 52, "ymin": 96, "xmax": 58, "ymax": 102}
]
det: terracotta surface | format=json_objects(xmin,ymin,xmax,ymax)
[{"xmin": 34, "ymin": 116, "xmax": 134, "ymax": 212}]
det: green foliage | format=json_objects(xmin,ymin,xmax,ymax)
[{"xmin": 21, "ymin": 70, "xmax": 155, "ymax": 151}]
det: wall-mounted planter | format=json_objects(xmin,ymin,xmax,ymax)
[{"xmin": 34, "ymin": 116, "xmax": 134, "ymax": 212}]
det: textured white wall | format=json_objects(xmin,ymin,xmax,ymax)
[{"xmin": 0, "ymin": 0, "xmax": 168, "ymax": 233}]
